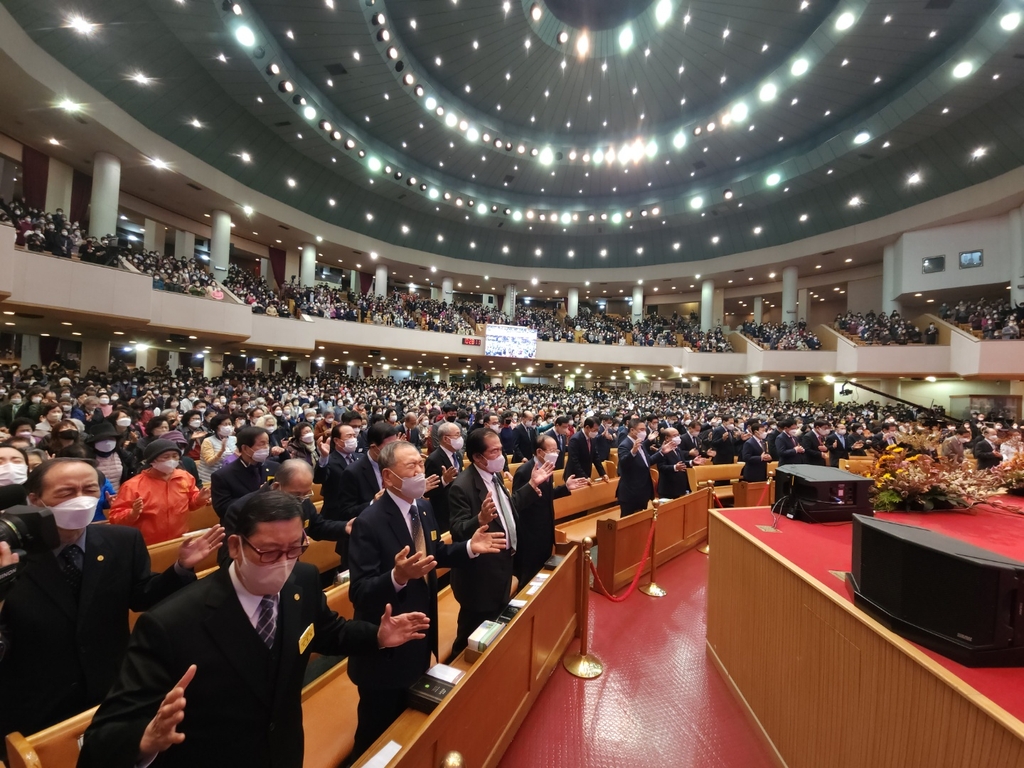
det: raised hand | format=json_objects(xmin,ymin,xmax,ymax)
[
  {"xmin": 393, "ymin": 545, "xmax": 436, "ymax": 585},
  {"xmin": 441, "ymin": 464, "xmax": 459, "ymax": 484},
  {"xmin": 530, "ymin": 459, "xmax": 554, "ymax": 488},
  {"xmin": 469, "ymin": 524, "xmax": 506, "ymax": 554},
  {"xmin": 478, "ymin": 494, "xmax": 498, "ymax": 526},
  {"xmin": 176, "ymin": 525, "xmax": 225, "ymax": 570},
  {"xmin": 564, "ymin": 475, "xmax": 590, "ymax": 491},
  {"xmin": 423, "ymin": 473, "xmax": 441, "ymax": 495},
  {"xmin": 317, "ymin": 438, "xmax": 331, "ymax": 457},
  {"xmin": 138, "ymin": 665, "xmax": 196, "ymax": 760},
  {"xmin": 377, "ymin": 604, "xmax": 430, "ymax": 648},
  {"xmin": 197, "ymin": 486, "xmax": 212, "ymax": 505},
  {"xmin": 130, "ymin": 497, "xmax": 144, "ymax": 522}
]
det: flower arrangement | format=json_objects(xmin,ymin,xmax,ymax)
[
  {"xmin": 992, "ymin": 453, "xmax": 1024, "ymax": 496},
  {"xmin": 868, "ymin": 445, "xmax": 999, "ymax": 511}
]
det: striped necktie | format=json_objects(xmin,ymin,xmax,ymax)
[{"xmin": 255, "ymin": 595, "xmax": 276, "ymax": 649}]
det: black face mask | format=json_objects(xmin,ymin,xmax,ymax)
[{"xmin": 58, "ymin": 430, "xmax": 79, "ymax": 441}]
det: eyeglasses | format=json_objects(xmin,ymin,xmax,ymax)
[
  {"xmin": 288, "ymin": 492, "xmax": 313, "ymax": 501},
  {"xmin": 241, "ymin": 534, "xmax": 309, "ymax": 563}
]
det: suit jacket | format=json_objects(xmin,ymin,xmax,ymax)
[
  {"xmin": 424, "ymin": 447, "xmax": 462, "ymax": 534},
  {"xmin": 77, "ymin": 564, "xmax": 379, "ymax": 768},
  {"xmin": 775, "ymin": 432, "xmax": 806, "ymax": 466},
  {"xmin": 312, "ymin": 450, "xmax": 358, "ymax": 520},
  {"xmin": 710, "ymin": 426, "xmax": 743, "ymax": 465},
  {"xmin": 0, "ymin": 525, "xmax": 193, "ymax": 738},
  {"xmin": 651, "ymin": 447, "xmax": 690, "ymax": 499},
  {"xmin": 974, "ymin": 439, "xmax": 1001, "ymax": 470},
  {"xmin": 347, "ymin": 493, "xmax": 469, "ymax": 689},
  {"xmin": 678, "ymin": 432, "xmax": 708, "ymax": 462},
  {"xmin": 547, "ymin": 431, "xmax": 567, "ymax": 470},
  {"xmin": 225, "ymin": 485, "xmax": 347, "ymax": 542},
  {"xmin": 512, "ymin": 459, "xmax": 569, "ymax": 584},
  {"xmin": 740, "ymin": 437, "xmax": 770, "ymax": 482},
  {"xmin": 824, "ymin": 432, "xmax": 852, "ymax": 467},
  {"xmin": 799, "ymin": 431, "xmax": 828, "ymax": 466},
  {"xmin": 512, "ymin": 423, "xmax": 536, "ymax": 463},
  {"xmin": 329, "ymin": 454, "xmax": 381, "ymax": 526},
  {"xmin": 564, "ymin": 431, "xmax": 606, "ymax": 482},
  {"xmin": 448, "ymin": 466, "xmax": 535, "ymax": 616},
  {"xmin": 940, "ymin": 436, "xmax": 965, "ymax": 464},
  {"xmin": 210, "ymin": 459, "xmax": 279, "ymax": 519},
  {"xmin": 593, "ymin": 427, "xmax": 615, "ymax": 462},
  {"xmin": 616, "ymin": 438, "xmax": 655, "ymax": 514}
]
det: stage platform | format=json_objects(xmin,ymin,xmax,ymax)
[{"xmin": 707, "ymin": 500, "xmax": 1024, "ymax": 768}]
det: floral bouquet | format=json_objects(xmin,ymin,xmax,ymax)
[
  {"xmin": 868, "ymin": 445, "xmax": 999, "ymax": 512},
  {"xmin": 991, "ymin": 453, "xmax": 1024, "ymax": 496}
]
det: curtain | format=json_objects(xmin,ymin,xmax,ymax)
[
  {"xmin": 70, "ymin": 170, "xmax": 92, "ymax": 225},
  {"xmin": 21, "ymin": 146, "xmax": 49, "ymax": 210},
  {"xmin": 39, "ymin": 335, "xmax": 59, "ymax": 365},
  {"xmin": 268, "ymin": 246, "xmax": 286, "ymax": 287},
  {"xmin": 359, "ymin": 272, "xmax": 373, "ymax": 294},
  {"xmin": 497, "ymin": 295, "xmax": 504, "ymax": 312}
]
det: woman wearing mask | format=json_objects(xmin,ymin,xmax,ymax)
[
  {"xmin": 0, "ymin": 444, "xmax": 30, "ymax": 510},
  {"xmin": 268, "ymin": 408, "xmax": 292, "ymax": 448},
  {"xmin": 42, "ymin": 419, "xmax": 81, "ymax": 457},
  {"xmin": 107, "ymin": 438, "xmax": 212, "ymax": 545},
  {"xmin": 286, "ymin": 422, "xmax": 319, "ymax": 466},
  {"xmin": 85, "ymin": 421, "xmax": 139, "ymax": 493},
  {"xmin": 96, "ymin": 390, "xmax": 114, "ymax": 418},
  {"xmin": 313, "ymin": 410, "xmax": 335, "ymax": 444},
  {"xmin": 33, "ymin": 402, "xmax": 65, "ymax": 439},
  {"xmin": 135, "ymin": 415, "xmax": 171, "ymax": 459},
  {"xmin": 255, "ymin": 414, "xmax": 287, "ymax": 457},
  {"xmin": 23, "ymin": 387, "xmax": 48, "ymax": 423},
  {"xmin": 198, "ymin": 413, "xmax": 235, "ymax": 485}
]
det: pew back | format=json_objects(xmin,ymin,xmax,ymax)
[{"xmin": 552, "ymin": 477, "xmax": 618, "ymax": 522}]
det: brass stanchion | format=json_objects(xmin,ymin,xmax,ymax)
[
  {"xmin": 440, "ymin": 751, "xmax": 465, "ymax": 768},
  {"xmin": 639, "ymin": 500, "xmax": 667, "ymax": 597},
  {"xmin": 697, "ymin": 482, "xmax": 712, "ymax": 554},
  {"xmin": 563, "ymin": 536, "xmax": 604, "ymax": 679}
]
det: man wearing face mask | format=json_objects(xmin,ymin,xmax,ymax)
[
  {"xmin": 313, "ymin": 424, "xmax": 360, "ymax": 522},
  {"xmin": 799, "ymin": 420, "xmax": 832, "ymax": 467},
  {"xmin": 940, "ymin": 426, "xmax": 971, "ymax": 464},
  {"xmin": 740, "ymin": 423, "xmax": 775, "ymax": 483},
  {"xmin": 448, "ymin": 428, "xmax": 553, "ymax": 658},
  {"xmin": 77, "ymin": 491, "xmax": 428, "ymax": 768},
  {"xmin": 511, "ymin": 410, "xmax": 536, "ymax": 463},
  {"xmin": 0, "ymin": 458, "xmax": 224, "ymax": 741},
  {"xmin": 652, "ymin": 427, "xmax": 698, "ymax": 499},
  {"xmin": 775, "ymin": 419, "xmax": 807, "ymax": 466},
  {"xmin": 0, "ymin": 390, "xmax": 26, "ymax": 429},
  {"xmin": 429, "ymin": 403, "xmax": 458, "ymax": 453},
  {"xmin": 825, "ymin": 423, "xmax": 863, "ymax": 467},
  {"xmin": 210, "ymin": 427, "xmax": 279, "ymax": 520},
  {"xmin": 347, "ymin": 441, "xmax": 504, "ymax": 760},
  {"xmin": 107, "ymin": 440, "xmax": 213, "ymax": 545},
  {"xmin": 424, "ymin": 421, "xmax": 464, "ymax": 534},
  {"xmin": 616, "ymin": 418, "xmax": 656, "ymax": 517},
  {"xmin": 564, "ymin": 417, "xmax": 609, "ymax": 483}
]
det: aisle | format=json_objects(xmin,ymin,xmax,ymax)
[{"xmin": 498, "ymin": 549, "xmax": 776, "ymax": 768}]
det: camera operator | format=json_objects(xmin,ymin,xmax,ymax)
[{"xmin": 0, "ymin": 458, "xmax": 224, "ymax": 743}]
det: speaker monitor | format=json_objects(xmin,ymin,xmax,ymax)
[
  {"xmin": 848, "ymin": 515, "xmax": 1024, "ymax": 667},
  {"xmin": 774, "ymin": 465, "xmax": 873, "ymax": 523}
]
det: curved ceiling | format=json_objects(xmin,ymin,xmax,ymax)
[{"xmin": 4, "ymin": 0, "xmax": 1024, "ymax": 272}]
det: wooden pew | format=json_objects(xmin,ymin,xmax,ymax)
[
  {"xmin": 147, "ymin": 531, "xmax": 219, "ymax": 574},
  {"xmin": 300, "ymin": 537, "xmax": 342, "ymax": 573},
  {"xmin": 839, "ymin": 457, "xmax": 875, "ymax": 476},
  {"xmin": 552, "ymin": 477, "xmax": 618, "ymax": 522},
  {"xmin": 186, "ymin": 504, "xmax": 218, "ymax": 532},
  {"xmin": 685, "ymin": 463, "xmax": 744, "ymax": 504},
  {"xmin": 594, "ymin": 489, "xmax": 711, "ymax": 593},
  {"xmin": 4, "ymin": 708, "xmax": 97, "ymax": 768},
  {"xmin": 310, "ymin": 482, "xmax": 323, "ymax": 504}
]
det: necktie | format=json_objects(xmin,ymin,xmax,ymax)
[
  {"xmin": 409, "ymin": 507, "xmax": 427, "ymax": 557},
  {"xmin": 58, "ymin": 544, "xmax": 83, "ymax": 598},
  {"xmin": 256, "ymin": 595, "xmax": 276, "ymax": 649},
  {"xmin": 491, "ymin": 475, "xmax": 518, "ymax": 553}
]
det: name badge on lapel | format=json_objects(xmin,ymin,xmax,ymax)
[
  {"xmin": 430, "ymin": 529, "xmax": 437, "ymax": 541},
  {"xmin": 303, "ymin": 518, "xmax": 310, "ymax": 529},
  {"xmin": 298, "ymin": 623, "xmax": 315, "ymax": 655}
]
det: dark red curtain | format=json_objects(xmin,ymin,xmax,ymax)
[
  {"xmin": 70, "ymin": 170, "xmax": 92, "ymax": 225},
  {"xmin": 268, "ymin": 246, "xmax": 286, "ymax": 286},
  {"xmin": 21, "ymin": 146, "xmax": 49, "ymax": 210},
  {"xmin": 497, "ymin": 295, "xmax": 504, "ymax": 312},
  {"xmin": 39, "ymin": 335, "xmax": 59, "ymax": 365},
  {"xmin": 359, "ymin": 272, "xmax": 373, "ymax": 294}
]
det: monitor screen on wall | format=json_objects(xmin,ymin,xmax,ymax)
[
  {"xmin": 959, "ymin": 250, "xmax": 983, "ymax": 269},
  {"xmin": 922, "ymin": 256, "xmax": 945, "ymax": 274},
  {"xmin": 484, "ymin": 324, "xmax": 538, "ymax": 358}
]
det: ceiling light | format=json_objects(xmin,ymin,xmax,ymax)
[
  {"xmin": 387, "ymin": 46, "xmax": 399, "ymax": 60},
  {"xmin": 690, "ymin": 196, "xmax": 703, "ymax": 210},
  {"xmin": 711, "ymin": 236, "xmax": 720, "ymax": 244},
  {"xmin": 799, "ymin": 214, "xmax": 808, "ymax": 222},
  {"xmin": 235, "ymin": 25, "xmax": 256, "ymax": 47},
  {"xmin": 557, "ymin": 31, "xmax": 569, "ymax": 44},
  {"xmin": 618, "ymin": 26, "xmax": 633, "ymax": 51},
  {"xmin": 972, "ymin": 147, "xmax": 987, "ymax": 159},
  {"xmin": 66, "ymin": 14, "xmax": 97, "ymax": 35},
  {"xmin": 730, "ymin": 102, "xmax": 748, "ymax": 122},
  {"xmin": 131, "ymin": 72, "xmax": 151, "ymax": 85},
  {"xmin": 835, "ymin": 12, "xmax": 855, "ymax": 31},
  {"xmin": 302, "ymin": 105, "xmax": 316, "ymax": 120},
  {"xmin": 759, "ymin": 82, "xmax": 777, "ymax": 101},
  {"xmin": 242, "ymin": 205, "xmax": 253, "ymax": 216},
  {"xmin": 907, "ymin": 172, "xmax": 921, "ymax": 185},
  {"xmin": 766, "ymin": 172, "xmax": 782, "ymax": 186},
  {"xmin": 287, "ymin": 178, "xmax": 296, "ymax": 187},
  {"xmin": 754, "ymin": 227, "xmax": 763, "ymax": 235},
  {"xmin": 849, "ymin": 196, "xmax": 862, "ymax": 207},
  {"xmin": 150, "ymin": 158, "xmax": 168, "ymax": 170},
  {"xmin": 853, "ymin": 131, "xmax": 870, "ymax": 144},
  {"xmin": 58, "ymin": 98, "xmax": 81, "ymax": 112},
  {"xmin": 952, "ymin": 61, "xmax": 973, "ymax": 79},
  {"xmin": 723, "ymin": 189, "xmax": 734, "ymax": 200},
  {"xmin": 791, "ymin": 58, "xmax": 809, "ymax": 76},
  {"xmin": 530, "ymin": 3, "xmax": 542, "ymax": 21},
  {"xmin": 1001, "ymin": 12, "xmax": 1021, "ymax": 31}
]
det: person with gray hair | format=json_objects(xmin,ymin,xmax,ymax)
[{"xmin": 424, "ymin": 419, "xmax": 464, "ymax": 533}]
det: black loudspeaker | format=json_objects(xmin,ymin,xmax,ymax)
[
  {"xmin": 774, "ymin": 465, "xmax": 873, "ymax": 523},
  {"xmin": 848, "ymin": 515, "xmax": 1024, "ymax": 667}
]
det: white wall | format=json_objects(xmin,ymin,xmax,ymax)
[
  {"xmin": 846, "ymin": 276, "xmax": 883, "ymax": 314},
  {"xmin": 897, "ymin": 215, "xmax": 1010, "ymax": 296}
]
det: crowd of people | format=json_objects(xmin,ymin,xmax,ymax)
[
  {"xmin": 741, "ymin": 321, "xmax": 823, "ymax": 350},
  {"xmin": 124, "ymin": 250, "xmax": 218, "ymax": 296},
  {"xmin": 833, "ymin": 310, "xmax": 928, "ymax": 345},
  {"xmin": 937, "ymin": 298, "xmax": 1024, "ymax": 339}
]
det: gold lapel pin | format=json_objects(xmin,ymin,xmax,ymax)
[
  {"xmin": 96, "ymin": 555, "xmax": 105, "ymax": 562},
  {"xmin": 293, "ymin": 593, "xmax": 300, "ymax": 601}
]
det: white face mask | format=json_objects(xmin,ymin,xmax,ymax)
[
  {"xmin": 0, "ymin": 463, "xmax": 28, "ymax": 486},
  {"xmin": 394, "ymin": 472, "xmax": 427, "ymax": 499},
  {"xmin": 789, "ymin": 429, "xmax": 801, "ymax": 437},
  {"xmin": 94, "ymin": 439, "xmax": 117, "ymax": 453},
  {"xmin": 388, "ymin": 414, "xmax": 398, "ymax": 423},
  {"xmin": 116, "ymin": 417, "xmax": 132, "ymax": 427},
  {"xmin": 49, "ymin": 494, "xmax": 97, "ymax": 530},
  {"xmin": 152, "ymin": 459, "xmax": 179, "ymax": 474},
  {"xmin": 448, "ymin": 436, "xmax": 464, "ymax": 452},
  {"xmin": 218, "ymin": 425, "xmax": 233, "ymax": 438},
  {"xmin": 342, "ymin": 438, "xmax": 358, "ymax": 453},
  {"xmin": 189, "ymin": 419, "xmax": 202, "ymax": 429},
  {"xmin": 251, "ymin": 448, "xmax": 270, "ymax": 463},
  {"xmin": 669, "ymin": 436, "xmax": 682, "ymax": 447},
  {"xmin": 236, "ymin": 551, "xmax": 296, "ymax": 596},
  {"xmin": 635, "ymin": 430, "xmax": 647, "ymax": 442},
  {"xmin": 542, "ymin": 451, "xmax": 559, "ymax": 466},
  {"xmin": 300, "ymin": 433, "xmax": 315, "ymax": 444},
  {"xmin": 489, "ymin": 423, "xmax": 501, "ymax": 433},
  {"xmin": 484, "ymin": 455, "xmax": 505, "ymax": 474}
]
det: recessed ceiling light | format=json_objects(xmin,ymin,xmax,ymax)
[
  {"xmin": 799, "ymin": 213, "xmax": 809, "ymax": 221},
  {"xmin": 759, "ymin": 82, "xmax": 777, "ymax": 102},
  {"xmin": 766, "ymin": 172, "xmax": 781, "ymax": 186},
  {"xmin": 853, "ymin": 131, "xmax": 871, "ymax": 145},
  {"xmin": 619, "ymin": 26, "xmax": 633, "ymax": 51},
  {"xmin": 971, "ymin": 146, "xmax": 987, "ymax": 160},
  {"xmin": 65, "ymin": 14, "xmax": 97, "ymax": 35},
  {"xmin": 835, "ymin": 12, "xmax": 855, "ymax": 31},
  {"xmin": 1001, "ymin": 12, "xmax": 1021, "ymax": 31},
  {"xmin": 791, "ymin": 58, "xmax": 809, "ymax": 76},
  {"xmin": 907, "ymin": 172, "xmax": 921, "ymax": 185},
  {"xmin": 849, "ymin": 196, "xmax": 862, "ymax": 207},
  {"xmin": 754, "ymin": 226, "xmax": 762, "ymax": 234},
  {"xmin": 952, "ymin": 61, "xmax": 973, "ymax": 79}
]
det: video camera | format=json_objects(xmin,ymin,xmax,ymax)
[{"xmin": 0, "ymin": 506, "xmax": 60, "ymax": 601}]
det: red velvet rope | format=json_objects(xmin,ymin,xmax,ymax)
[
  {"xmin": 756, "ymin": 480, "xmax": 771, "ymax": 507},
  {"xmin": 587, "ymin": 512, "xmax": 658, "ymax": 603}
]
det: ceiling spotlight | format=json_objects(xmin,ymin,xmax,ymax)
[
  {"xmin": 235, "ymin": 25, "xmax": 256, "ymax": 47},
  {"xmin": 1001, "ymin": 12, "xmax": 1021, "ymax": 31},
  {"xmin": 759, "ymin": 82, "xmax": 777, "ymax": 101},
  {"xmin": 655, "ymin": 0, "xmax": 673, "ymax": 25},
  {"xmin": 530, "ymin": 3, "xmax": 542, "ymax": 21},
  {"xmin": 766, "ymin": 172, "xmax": 782, "ymax": 186},
  {"xmin": 372, "ymin": 12, "xmax": 385, "ymax": 25},
  {"xmin": 730, "ymin": 102, "xmax": 749, "ymax": 122},
  {"xmin": 690, "ymin": 196, "xmax": 703, "ymax": 210},
  {"xmin": 414, "ymin": 84, "xmax": 424, "ymax": 97},
  {"xmin": 303, "ymin": 105, "xmax": 316, "ymax": 120},
  {"xmin": 242, "ymin": 205, "xmax": 254, "ymax": 216},
  {"xmin": 791, "ymin": 58, "xmax": 809, "ymax": 76},
  {"xmin": 907, "ymin": 172, "xmax": 921, "ymax": 185},
  {"xmin": 65, "ymin": 14, "xmax": 97, "ymax": 35},
  {"xmin": 952, "ymin": 61, "xmax": 973, "ymax": 79},
  {"xmin": 835, "ymin": 12, "xmax": 855, "ymax": 31},
  {"xmin": 386, "ymin": 46, "xmax": 399, "ymax": 60},
  {"xmin": 848, "ymin": 196, "xmax": 862, "ymax": 207},
  {"xmin": 853, "ymin": 131, "xmax": 870, "ymax": 144},
  {"xmin": 971, "ymin": 146, "xmax": 987, "ymax": 160},
  {"xmin": 619, "ymin": 26, "xmax": 633, "ymax": 51},
  {"xmin": 577, "ymin": 34, "xmax": 589, "ymax": 56},
  {"xmin": 557, "ymin": 31, "xmax": 569, "ymax": 44},
  {"xmin": 278, "ymin": 80, "xmax": 294, "ymax": 93},
  {"xmin": 376, "ymin": 28, "xmax": 390, "ymax": 42},
  {"xmin": 58, "ymin": 98, "xmax": 81, "ymax": 112},
  {"xmin": 723, "ymin": 189, "xmax": 733, "ymax": 200},
  {"xmin": 131, "ymin": 72, "xmax": 151, "ymax": 85},
  {"xmin": 150, "ymin": 158, "xmax": 168, "ymax": 170}
]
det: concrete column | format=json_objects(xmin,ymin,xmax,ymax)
[
  {"xmin": 882, "ymin": 244, "xmax": 902, "ymax": 316},
  {"xmin": 209, "ymin": 210, "xmax": 231, "ymax": 278},
  {"xmin": 20, "ymin": 334, "xmax": 41, "ymax": 368},
  {"xmin": 295, "ymin": 359, "xmax": 311, "ymax": 378},
  {"xmin": 782, "ymin": 265, "xmax": 798, "ymax": 326},
  {"xmin": 260, "ymin": 258, "xmax": 270, "ymax": 281},
  {"xmin": 80, "ymin": 339, "xmax": 110, "ymax": 373},
  {"xmin": 797, "ymin": 288, "xmax": 809, "ymax": 323},
  {"xmin": 88, "ymin": 151, "xmax": 121, "ymax": 238},
  {"xmin": 567, "ymin": 288, "xmax": 579, "ymax": 318},
  {"xmin": 700, "ymin": 279, "xmax": 715, "ymax": 331},
  {"xmin": 874, "ymin": 378, "xmax": 901, "ymax": 405},
  {"xmin": 698, "ymin": 379, "xmax": 711, "ymax": 395},
  {"xmin": 632, "ymin": 286, "xmax": 644, "ymax": 322},
  {"xmin": 713, "ymin": 288, "xmax": 725, "ymax": 329},
  {"xmin": 166, "ymin": 351, "xmax": 180, "ymax": 370},
  {"xmin": 439, "ymin": 369, "xmax": 450, "ymax": 383},
  {"xmin": 430, "ymin": 287, "xmax": 440, "ymax": 301},
  {"xmin": 44, "ymin": 158, "xmax": 73, "ymax": 217},
  {"xmin": 792, "ymin": 379, "xmax": 809, "ymax": 401},
  {"xmin": 753, "ymin": 297, "xmax": 764, "ymax": 325},
  {"xmin": 750, "ymin": 380, "xmax": 762, "ymax": 398},
  {"xmin": 203, "ymin": 352, "xmax": 224, "ymax": 378},
  {"xmin": 504, "ymin": 284, "xmax": 517, "ymax": 317},
  {"xmin": 1010, "ymin": 206, "xmax": 1024, "ymax": 308},
  {"xmin": 300, "ymin": 243, "xmax": 316, "ymax": 288},
  {"xmin": 135, "ymin": 347, "xmax": 158, "ymax": 371},
  {"xmin": 142, "ymin": 218, "xmax": 160, "ymax": 253},
  {"xmin": 174, "ymin": 229, "xmax": 196, "ymax": 260},
  {"xmin": 779, "ymin": 377, "xmax": 792, "ymax": 403},
  {"xmin": 349, "ymin": 270, "xmax": 359, "ymax": 294},
  {"xmin": 442, "ymin": 277, "xmax": 454, "ymax": 304},
  {"xmin": 374, "ymin": 264, "xmax": 388, "ymax": 297}
]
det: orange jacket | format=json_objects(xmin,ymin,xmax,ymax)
[{"xmin": 108, "ymin": 468, "xmax": 207, "ymax": 545}]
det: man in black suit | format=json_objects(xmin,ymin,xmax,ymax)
[
  {"xmin": 616, "ymin": 419, "xmax": 656, "ymax": 517},
  {"xmin": 347, "ymin": 441, "xmax": 504, "ymax": 760},
  {"xmin": 210, "ymin": 426, "xmax": 278, "ymax": 519},
  {"xmin": 740, "ymin": 423, "xmax": 774, "ymax": 482},
  {"xmin": 543, "ymin": 416, "xmax": 571, "ymax": 469},
  {"xmin": 974, "ymin": 427, "xmax": 1002, "ymax": 470},
  {"xmin": 77, "ymin": 491, "xmax": 429, "ymax": 768},
  {"xmin": 679, "ymin": 421, "xmax": 715, "ymax": 465},
  {"xmin": 775, "ymin": 419, "xmax": 807, "ymax": 466},
  {"xmin": 512, "ymin": 435, "xmax": 589, "ymax": 585},
  {"xmin": 563, "ymin": 417, "xmax": 608, "ymax": 482},
  {"xmin": 0, "ymin": 459, "xmax": 224, "ymax": 740},
  {"xmin": 342, "ymin": 411, "xmax": 369, "ymax": 454},
  {"xmin": 710, "ymin": 416, "xmax": 746, "ymax": 465},
  {"xmin": 824, "ymin": 424, "xmax": 862, "ymax": 467},
  {"xmin": 423, "ymin": 420, "xmax": 463, "ymax": 534},
  {"xmin": 592, "ymin": 414, "xmax": 616, "ymax": 463},
  {"xmin": 429, "ymin": 404, "xmax": 459, "ymax": 453},
  {"xmin": 448, "ymin": 428, "xmax": 553, "ymax": 658},
  {"xmin": 511, "ymin": 410, "xmax": 537, "ymax": 463},
  {"xmin": 651, "ymin": 427, "xmax": 700, "ymax": 499},
  {"xmin": 800, "ymin": 420, "xmax": 831, "ymax": 467},
  {"xmin": 313, "ymin": 423, "xmax": 360, "ymax": 520}
]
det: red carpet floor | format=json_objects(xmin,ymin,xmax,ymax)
[{"xmin": 498, "ymin": 550, "xmax": 776, "ymax": 768}]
